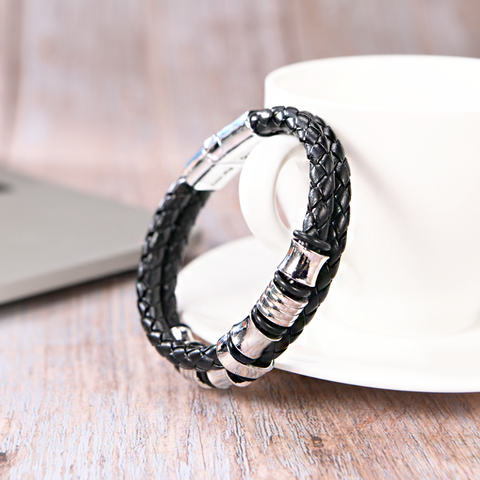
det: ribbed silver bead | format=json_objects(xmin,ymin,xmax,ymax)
[{"xmin": 256, "ymin": 280, "xmax": 309, "ymax": 327}]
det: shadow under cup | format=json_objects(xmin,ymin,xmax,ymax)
[{"xmin": 246, "ymin": 55, "xmax": 480, "ymax": 337}]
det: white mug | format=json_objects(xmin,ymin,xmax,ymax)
[{"xmin": 239, "ymin": 55, "xmax": 480, "ymax": 338}]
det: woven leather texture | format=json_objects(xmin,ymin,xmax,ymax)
[{"xmin": 137, "ymin": 106, "xmax": 351, "ymax": 384}]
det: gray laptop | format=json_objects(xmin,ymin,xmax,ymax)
[{"xmin": 0, "ymin": 166, "xmax": 152, "ymax": 304}]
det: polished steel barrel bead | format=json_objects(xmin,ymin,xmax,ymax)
[
  {"xmin": 214, "ymin": 239, "xmax": 329, "ymax": 385},
  {"xmin": 169, "ymin": 325, "xmax": 195, "ymax": 342},
  {"xmin": 206, "ymin": 367, "xmax": 252, "ymax": 389},
  {"xmin": 229, "ymin": 315, "xmax": 281, "ymax": 360},
  {"xmin": 178, "ymin": 367, "xmax": 213, "ymax": 389},
  {"xmin": 277, "ymin": 239, "xmax": 329, "ymax": 287},
  {"xmin": 216, "ymin": 333, "xmax": 274, "ymax": 382}
]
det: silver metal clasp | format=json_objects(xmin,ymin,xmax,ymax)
[{"xmin": 182, "ymin": 111, "xmax": 261, "ymax": 191}]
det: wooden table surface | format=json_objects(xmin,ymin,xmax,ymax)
[{"xmin": 1, "ymin": 1, "xmax": 480, "ymax": 478}]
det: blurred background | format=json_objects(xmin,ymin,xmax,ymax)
[
  {"xmin": 1, "ymin": 2, "xmax": 480, "ymax": 478},
  {"xmin": 1, "ymin": 0, "xmax": 479, "ymax": 251}
]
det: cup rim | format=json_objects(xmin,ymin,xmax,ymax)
[{"xmin": 265, "ymin": 54, "xmax": 480, "ymax": 114}]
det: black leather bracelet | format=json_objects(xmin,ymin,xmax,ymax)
[{"xmin": 137, "ymin": 106, "xmax": 351, "ymax": 389}]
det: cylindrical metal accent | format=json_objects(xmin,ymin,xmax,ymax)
[
  {"xmin": 229, "ymin": 315, "xmax": 279, "ymax": 360},
  {"xmin": 217, "ymin": 334, "xmax": 274, "ymax": 380},
  {"xmin": 227, "ymin": 374, "xmax": 252, "ymax": 388},
  {"xmin": 256, "ymin": 280, "xmax": 309, "ymax": 327},
  {"xmin": 178, "ymin": 368, "xmax": 212, "ymax": 389},
  {"xmin": 170, "ymin": 326, "xmax": 195, "ymax": 343},
  {"xmin": 268, "ymin": 281, "xmax": 309, "ymax": 311},
  {"xmin": 277, "ymin": 239, "xmax": 329, "ymax": 287},
  {"xmin": 257, "ymin": 298, "xmax": 302, "ymax": 327},
  {"xmin": 206, "ymin": 369, "xmax": 233, "ymax": 389},
  {"xmin": 206, "ymin": 368, "xmax": 252, "ymax": 389}
]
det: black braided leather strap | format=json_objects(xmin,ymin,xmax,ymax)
[{"xmin": 137, "ymin": 106, "xmax": 351, "ymax": 388}]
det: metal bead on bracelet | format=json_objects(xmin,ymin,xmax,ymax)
[{"xmin": 136, "ymin": 106, "xmax": 351, "ymax": 389}]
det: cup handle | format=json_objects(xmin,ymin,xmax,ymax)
[{"xmin": 239, "ymin": 135, "xmax": 309, "ymax": 256}]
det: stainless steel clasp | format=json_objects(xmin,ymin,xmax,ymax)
[{"xmin": 182, "ymin": 111, "xmax": 262, "ymax": 191}]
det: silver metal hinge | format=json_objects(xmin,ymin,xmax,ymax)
[{"xmin": 181, "ymin": 111, "xmax": 262, "ymax": 191}]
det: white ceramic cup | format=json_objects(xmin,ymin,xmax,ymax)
[{"xmin": 239, "ymin": 55, "xmax": 480, "ymax": 338}]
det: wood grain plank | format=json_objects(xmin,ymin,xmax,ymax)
[
  {"xmin": 1, "ymin": 275, "xmax": 480, "ymax": 479},
  {"xmin": 1, "ymin": 0, "xmax": 480, "ymax": 478}
]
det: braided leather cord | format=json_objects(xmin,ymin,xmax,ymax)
[
  {"xmin": 136, "ymin": 106, "xmax": 351, "ymax": 382},
  {"xmin": 248, "ymin": 107, "xmax": 351, "ymax": 363},
  {"xmin": 137, "ymin": 181, "xmax": 222, "ymax": 371}
]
